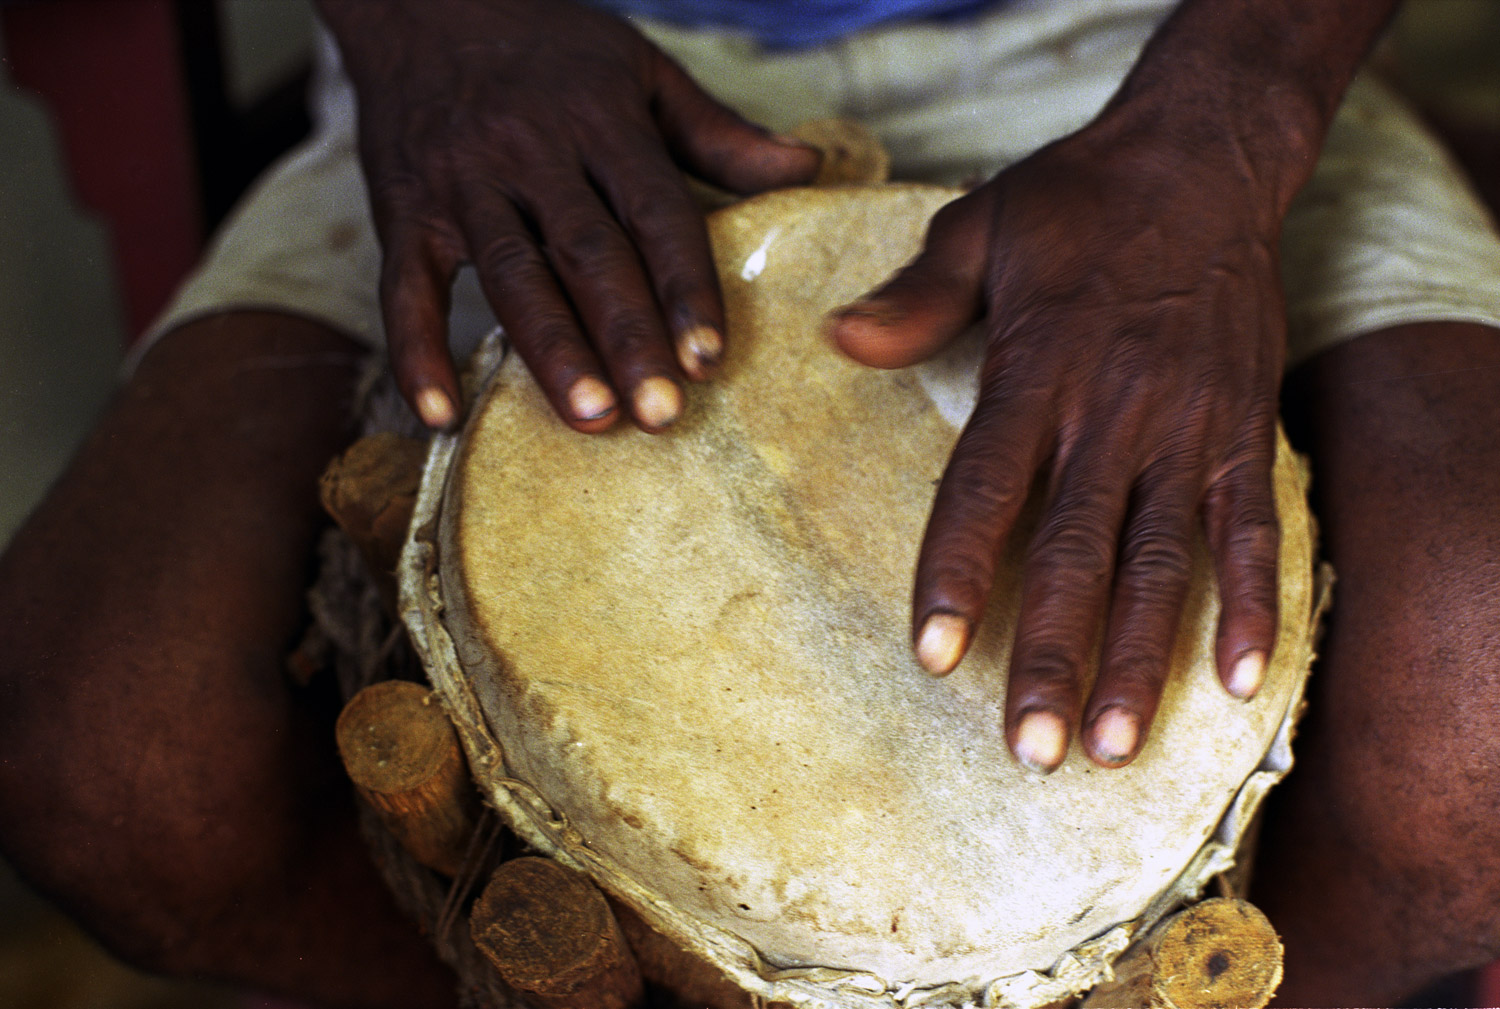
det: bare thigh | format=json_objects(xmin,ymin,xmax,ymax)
[
  {"xmin": 1255, "ymin": 321, "xmax": 1500, "ymax": 1007},
  {"xmin": 0, "ymin": 312, "xmax": 455, "ymax": 1007}
]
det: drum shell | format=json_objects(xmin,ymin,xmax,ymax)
[{"xmin": 400, "ymin": 185, "xmax": 1323, "ymax": 1009}]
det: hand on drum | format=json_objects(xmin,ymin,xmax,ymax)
[
  {"xmin": 320, "ymin": 0, "xmax": 1285, "ymax": 776},
  {"xmin": 317, "ymin": 0, "xmax": 820, "ymax": 432},
  {"xmin": 830, "ymin": 118, "xmax": 1286, "ymax": 773}
]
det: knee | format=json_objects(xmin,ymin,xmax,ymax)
[
  {"xmin": 0, "ymin": 644, "xmax": 327, "ymax": 975},
  {"xmin": 1302, "ymin": 600, "xmax": 1500, "ymax": 961}
]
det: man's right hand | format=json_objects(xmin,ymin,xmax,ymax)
[{"xmin": 316, "ymin": 0, "xmax": 821, "ymax": 432}]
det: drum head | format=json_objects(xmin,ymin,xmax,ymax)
[{"xmin": 402, "ymin": 184, "xmax": 1320, "ymax": 1008}]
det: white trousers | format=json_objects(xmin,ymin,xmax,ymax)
[{"xmin": 134, "ymin": 0, "xmax": 1500, "ymax": 372}]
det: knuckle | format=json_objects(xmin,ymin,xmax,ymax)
[
  {"xmin": 1029, "ymin": 517, "xmax": 1114, "ymax": 589},
  {"xmin": 1014, "ymin": 641, "xmax": 1084, "ymax": 696},
  {"xmin": 369, "ymin": 182, "xmax": 449, "ymax": 244},
  {"xmin": 471, "ymin": 231, "xmax": 540, "ymax": 278},
  {"xmin": 613, "ymin": 173, "xmax": 690, "ymax": 233},
  {"xmin": 630, "ymin": 237, "xmax": 718, "ymax": 311},
  {"xmin": 552, "ymin": 216, "xmax": 628, "ymax": 271},
  {"xmin": 1226, "ymin": 510, "xmax": 1280, "ymax": 564},
  {"xmin": 377, "ymin": 258, "xmax": 423, "ymax": 314},
  {"xmin": 1098, "ymin": 657, "xmax": 1167, "ymax": 700},
  {"xmin": 944, "ymin": 432, "xmax": 1033, "ymax": 510},
  {"xmin": 481, "ymin": 110, "xmax": 554, "ymax": 152},
  {"xmin": 1119, "ymin": 527, "xmax": 1194, "ymax": 585},
  {"xmin": 594, "ymin": 318, "xmax": 661, "ymax": 361},
  {"xmin": 658, "ymin": 265, "xmax": 717, "ymax": 313},
  {"xmin": 1224, "ymin": 423, "xmax": 1277, "ymax": 465},
  {"xmin": 520, "ymin": 321, "xmax": 593, "ymax": 373},
  {"xmin": 1100, "ymin": 324, "xmax": 1161, "ymax": 377},
  {"xmin": 934, "ymin": 467, "xmax": 1028, "ymax": 545},
  {"xmin": 367, "ymin": 168, "xmax": 427, "ymax": 212},
  {"xmin": 918, "ymin": 549, "xmax": 994, "ymax": 610},
  {"xmin": 512, "ymin": 308, "xmax": 583, "ymax": 352},
  {"xmin": 434, "ymin": 104, "xmax": 557, "ymax": 170}
]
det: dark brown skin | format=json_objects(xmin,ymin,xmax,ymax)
[
  {"xmin": 3, "ymin": 2, "xmax": 1494, "ymax": 1007},
  {"xmin": 322, "ymin": 0, "xmax": 1401, "ymax": 772},
  {"xmin": 3, "ymin": 314, "xmax": 1496, "ymax": 1008},
  {"xmin": 0, "ymin": 315, "xmax": 457, "ymax": 1008},
  {"xmin": 829, "ymin": 121, "xmax": 1289, "ymax": 772},
  {"xmin": 314, "ymin": 0, "xmax": 822, "ymax": 434},
  {"xmin": 1255, "ymin": 322, "xmax": 1500, "ymax": 1006},
  {"xmin": 830, "ymin": 0, "xmax": 1401, "ymax": 771}
]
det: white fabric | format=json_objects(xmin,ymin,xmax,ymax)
[{"xmin": 131, "ymin": 1, "xmax": 1500, "ymax": 373}]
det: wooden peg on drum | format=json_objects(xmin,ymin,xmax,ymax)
[
  {"xmin": 1080, "ymin": 898, "xmax": 1283, "ymax": 1009},
  {"xmin": 335, "ymin": 679, "xmax": 480, "ymax": 878},
  {"xmin": 319, "ymin": 431, "xmax": 429, "ymax": 611},
  {"xmin": 470, "ymin": 856, "xmax": 644, "ymax": 1009}
]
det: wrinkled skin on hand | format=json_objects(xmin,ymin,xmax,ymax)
[
  {"xmin": 319, "ymin": 0, "xmax": 820, "ymax": 432},
  {"xmin": 831, "ymin": 120, "xmax": 1285, "ymax": 772}
]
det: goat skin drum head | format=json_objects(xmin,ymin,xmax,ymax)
[{"xmin": 408, "ymin": 184, "xmax": 1317, "ymax": 1003}]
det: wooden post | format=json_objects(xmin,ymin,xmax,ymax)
[
  {"xmin": 318, "ymin": 432, "xmax": 429, "ymax": 609},
  {"xmin": 335, "ymin": 680, "xmax": 479, "ymax": 877},
  {"xmin": 1082, "ymin": 898, "xmax": 1283, "ymax": 1009},
  {"xmin": 471, "ymin": 857, "xmax": 644, "ymax": 1009}
]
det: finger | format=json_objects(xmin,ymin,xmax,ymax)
[
  {"xmin": 1006, "ymin": 436, "xmax": 1138, "ymax": 774},
  {"xmin": 1083, "ymin": 456, "xmax": 1202, "ymax": 767},
  {"xmin": 911, "ymin": 373, "xmax": 1052, "ymax": 677},
  {"xmin": 586, "ymin": 139, "xmax": 727, "ymax": 382},
  {"xmin": 828, "ymin": 193, "xmax": 989, "ymax": 370},
  {"xmin": 379, "ymin": 222, "xmax": 462, "ymax": 430},
  {"xmin": 650, "ymin": 54, "xmax": 823, "ymax": 194},
  {"xmin": 1203, "ymin": 422, "xmax": 1281, "ymax": 700},
  {"xmin": 456, "ymin": 187, "xmax": 620, "ymax": 433},
  {"xmin": 528, "ymin": 180, "xmax": 686, "ymax": 433}
]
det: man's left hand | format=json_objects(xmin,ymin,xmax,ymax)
[{"xmin": 831, "ymin": 117, "xmax": 1286, "ymax": 772}]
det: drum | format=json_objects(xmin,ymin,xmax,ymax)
[{"xmin": 399, "ymin": 184, "xmax": 1323, "ymax": 1009}]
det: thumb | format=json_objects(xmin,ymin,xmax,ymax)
[
  {"xmin": 828, "ymin": 192, "xmax": 990, "ymax": 369},
  {"xmin": 651, "ymin": 54, "xmax": 822, "ymax": 194}
]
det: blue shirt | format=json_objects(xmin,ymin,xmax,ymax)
[{"xmin": 583, "ymin": 0, "xmax": 1002, "ymax": 49}]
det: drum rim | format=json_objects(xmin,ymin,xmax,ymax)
[{"xmin": 396, "ymin": 186, "xmax": 1328, "ymax": 1009}]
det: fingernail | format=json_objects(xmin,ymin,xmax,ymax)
[
  {"xmin": 1227, "ymin": 650, "xmax": 1267, "ymax": 700},
  {"xmin": 633, "ymin": 376, "xmax": 683, "ymax": 430},
  {"xmin": 770, "ymin": 132, "xmax": 818, "ymax": 151},
  {"xmin": 915, "ymin": 613, "xmax": 968, "ymax": 676},
  {"xmin": 567, "ymin": 376, "xmax": 616, "ymax": 421},
  {"xmin": 416, "ymin": 386, "xmax": 457, "ymax": 429},
  {"xmin": 1015, "ymin": 710, "xmax": 1068, "ymax": 774},
  {"xmin": 1091, "ymin": 707, "xmax": 1141, "ymax": 766},
  {"xmin": 676, "ymin": 325, "xmax": 723, "ymax": 378},
  {"xmin": 836, "ymin": 299, "xmax": 902, "ymax": 327}
]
